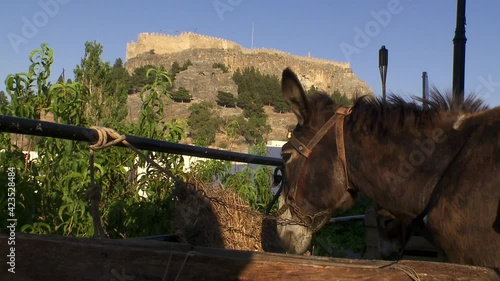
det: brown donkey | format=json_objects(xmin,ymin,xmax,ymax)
[
  {"xmin": 276, "ymin": 68, "xmax": 500, "ymax": 268},
  {"xmin": 374, "ymin": 89, "xmax": 488, "ymax": 261}
]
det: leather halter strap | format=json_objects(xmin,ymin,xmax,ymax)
[
  {"xmin": 289, "ymin": 106, "xmax": 352, "ymax": 191},
  {"xmin": 279, "ymin": 107, "xmax": 353, "ymax": 230}
]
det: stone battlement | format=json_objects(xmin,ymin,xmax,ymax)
[
  {"xmin": 127, "ymin": 32, "xmax": 241, "ymax": 60},
  {"xmin": 125, "ymin": 32, "xmax": 372, "ymax": 97},
  {"xmin": 126, "ymin": 32, "xmax": 349, "ymax": 68}
]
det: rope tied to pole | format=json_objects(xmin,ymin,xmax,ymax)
[{"xmin": 86, "ymin": 126, "xmax": 186, "ymax": 238}]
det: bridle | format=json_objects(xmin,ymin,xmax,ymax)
[{"xmin": 277, "ymin": 106, "xmax": 353, "ymax": 231}]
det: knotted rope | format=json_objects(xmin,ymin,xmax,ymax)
[
  {"xmin": 380, "ymin": 261, "xmax": 421, "ymax": 281},
  {"xmin": 85, "ymin": 126, "xmax": 186, "ymax": 238}
]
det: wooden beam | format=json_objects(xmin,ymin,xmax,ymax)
[{"xmin": 1, "ymin": 233, "xmax": 498, "ymax": 281}]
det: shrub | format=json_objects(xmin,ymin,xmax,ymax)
[
  {"xmin": 216, "ymin": 91, "xmax": 237, "ymax": 107},
  {"xmin": 212, "ymin": 62, "xmax": 229, "ymax": 73}
]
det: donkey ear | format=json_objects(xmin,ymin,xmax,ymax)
[{"xmin": 282, "ymin": 68, "xmax": 309, "ymax": 126}]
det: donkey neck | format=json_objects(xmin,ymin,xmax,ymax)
[{"xmin": 344, "ymin": 109, "xmax": 467, "ymax": 224}]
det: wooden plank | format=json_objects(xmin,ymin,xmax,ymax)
[{"xmin": 1, "ymin": 233, "xmax": 498, "ymax": 281}]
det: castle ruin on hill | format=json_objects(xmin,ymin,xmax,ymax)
[{"xmin": 125, "ymin": 32, "xmax": 373, "ymax": 101}]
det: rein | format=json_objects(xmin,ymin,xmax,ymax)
[{"xmin": 279, "ymin": 107, "xmax": 352, "ymax": 230}]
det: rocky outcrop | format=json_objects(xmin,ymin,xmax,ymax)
[
  {"xmin": 125, "ymin": 32, "xmax": 374, "ymax": 148},
  {"xmin": 173, "ymin": 62, "xmax": 238, "ymax": 102},
  {"xmin": 125, "ymin": 32, "xmax": 373, "ymax": 99}
]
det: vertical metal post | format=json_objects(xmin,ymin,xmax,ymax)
[
  {"xmin": 422, "ymin": 71, "xmax": 429, "ymax": 109},
  {"xmin": 379, "ymin": 46, "xmax": 388, "ymax": 103},
  {"xmin": 452, "ymin": 0, "xmax": 466, "ymax": 110}
]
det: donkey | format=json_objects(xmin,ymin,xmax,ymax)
[
  {"xmin": 373, "ymin": 88, "xmax": 488, "ymax": 261},
  {"xmin": 276, "ymin": 68, "xmax": 500, "ymax": 268}
]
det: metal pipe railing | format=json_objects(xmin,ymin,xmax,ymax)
[
  {"xmin": 0, "ymin": 115, "xmax": 283, "ymax": 166},
  {"xmin": 1, "ymin": 115, "xmax": 366, "ymax": 224}
]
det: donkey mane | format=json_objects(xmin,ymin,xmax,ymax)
[{"xmin": 345, "ymin": 88, "xmax": 488, "ymax": 135}]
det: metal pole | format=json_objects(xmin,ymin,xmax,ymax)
[
  {"xmin": 379, "ymin": 46, "xmax": 388, "ymax": 103},
  {"xmin": 422, "ymin": 71, "xmax": 429, "ymax": 109},
  {"xmin": 452, "ymin": 0, "xmax": 466, "ymax": 110},
  {"xmin": 328, "ymin": 215, "xmax": 365, "ymax": 224},
  {"xmin": 0, "ymin": 115, "xmax": 283, "ymax": 166}
]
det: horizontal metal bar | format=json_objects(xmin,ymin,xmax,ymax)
[
  {"xmin": 0, "ymin": 115, "xmax": 283, "ymax": 166},
  {"xmin": 328, "ymin": 215, "xmax": 365, "ymax": 224}
]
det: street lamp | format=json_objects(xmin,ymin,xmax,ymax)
[
  {"xmin": 452, "ymin": 0, "xmax": 466, "ymax": 110},
  {"xmin": 379, "ymin": 46, "xmax": 388, "ymax": 103},
  {"xmin": 422, "ymin": 71, "xmax": 429, "ymax": 109}
]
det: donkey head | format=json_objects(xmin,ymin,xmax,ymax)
[{"xmin": 276, "ymin": 68, "xmax": 356, "ymax": 254}]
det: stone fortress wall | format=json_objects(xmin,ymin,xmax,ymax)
[
  {"xmin": 127, "ymin": 32, "xmax": 351, "ymax": 68},
  {"xmin": 126, "ymin": 32, "xmax": 242, "ymax": 60},
  {"xmin": 125, "ymin": 32, "xmax": 373, "ymax": 97}
]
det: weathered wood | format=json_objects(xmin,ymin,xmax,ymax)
[{"xmin": 1, "ymin": 233, "xmax": 498, "ymax": 281}]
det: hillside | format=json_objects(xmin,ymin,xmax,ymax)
[
  {"xmin": 126, "ymin": 32, "xmax": 373, "ymax": 99},
  {"xmin": 125, "ymin": 32, "xmax": 373, "ymax": 151},
  {"xmin": 126, "ymin": 93, "xmax": 295, "ymax": 152}
]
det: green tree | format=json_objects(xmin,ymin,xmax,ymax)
[
  {"xmin": 170, "ymin": 87, "xmax": 192, "ymax": 103},
  {"xmin": 0, "ymin": 90, "xmax": 8, "ymax": 106},
  {"xmin": 73, "ymin": 41, "xmax": 129, "ymax": 126},
  {"xmin": 49, "ymin": 82, "xmax": 87, "ymax": 125},
  {"xmin": 137, "ymin": 68, "xmax": 173, "ymax": 139},
  {"xmin": 170, "ymin": 60, "xmax": 192, "ymax": 81},
  {"xmin": 331, "ymin": 89, "xmax": 352, "ymax": 107},
  {"xmin": 182, "ymin": 59, "xmax": 192, "ymax": 70},
  {"xmin": 1, "ymin": 45, "xmax": 185, "ymax": 239},
  {"xmin": 216, "ymin": 91, "xmax": 236, "ymax": 107},
  {"xmin": 232, "ymin": 67, "xmax": 281, "ymax": 110},
  {"xmin": 306, "ymin": 85, "xmax": 319, "ymax": 95},
  {"xmin": 272, "ymin": 96, "xmax": 290, "ymax": 113},
  {"xmin": 5, "ymin": 43, "xmax": 53, "ymax": 119},
  {"xmin": 234, "ymin": 114, "xmax": 271, "ymax": 145},
  {"xmin": 212, "ymin": 62, "xmax": 229, "ymax": 73},
  {"xmin": 110, "ymin": 58, "xmax": 130, "ymax": 88},
  {"xmin": 171, "ymin": 61, "xmax": 181, "ymax": 76},
  {"xmin": 129, "ymin": 64, "xmax": 157, "ymax": 90},
  {"xmin": 238, "ymin": 90, "xmax": 265, "ymax": 118},
  {"xmin": 245, "ymin": 115, "xmax": 271, "ymax": 144},
  {"xmin": 188, "ymin": 101, "xmax": 222, "ymax": 146}
]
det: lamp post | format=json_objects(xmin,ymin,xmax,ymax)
[
  {"xmin": 452, "ymin": 0, "xmax": 466, "ymax": 110},
  {"xmin": 422, "ymin": 71, "xmax": 429, "ymax": 109},
  {"xmin": 379, "ymin": 46, "xmax": 388, "ymax": 103}
]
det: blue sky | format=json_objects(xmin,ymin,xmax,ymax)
[{"xmin": 1, "ymin": 0, "xmax": 500, "ymax": 106}]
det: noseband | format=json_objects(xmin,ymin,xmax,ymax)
[{"xmin": 278, "ymin": 107, "xmax": 353, "ymax": 230}]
